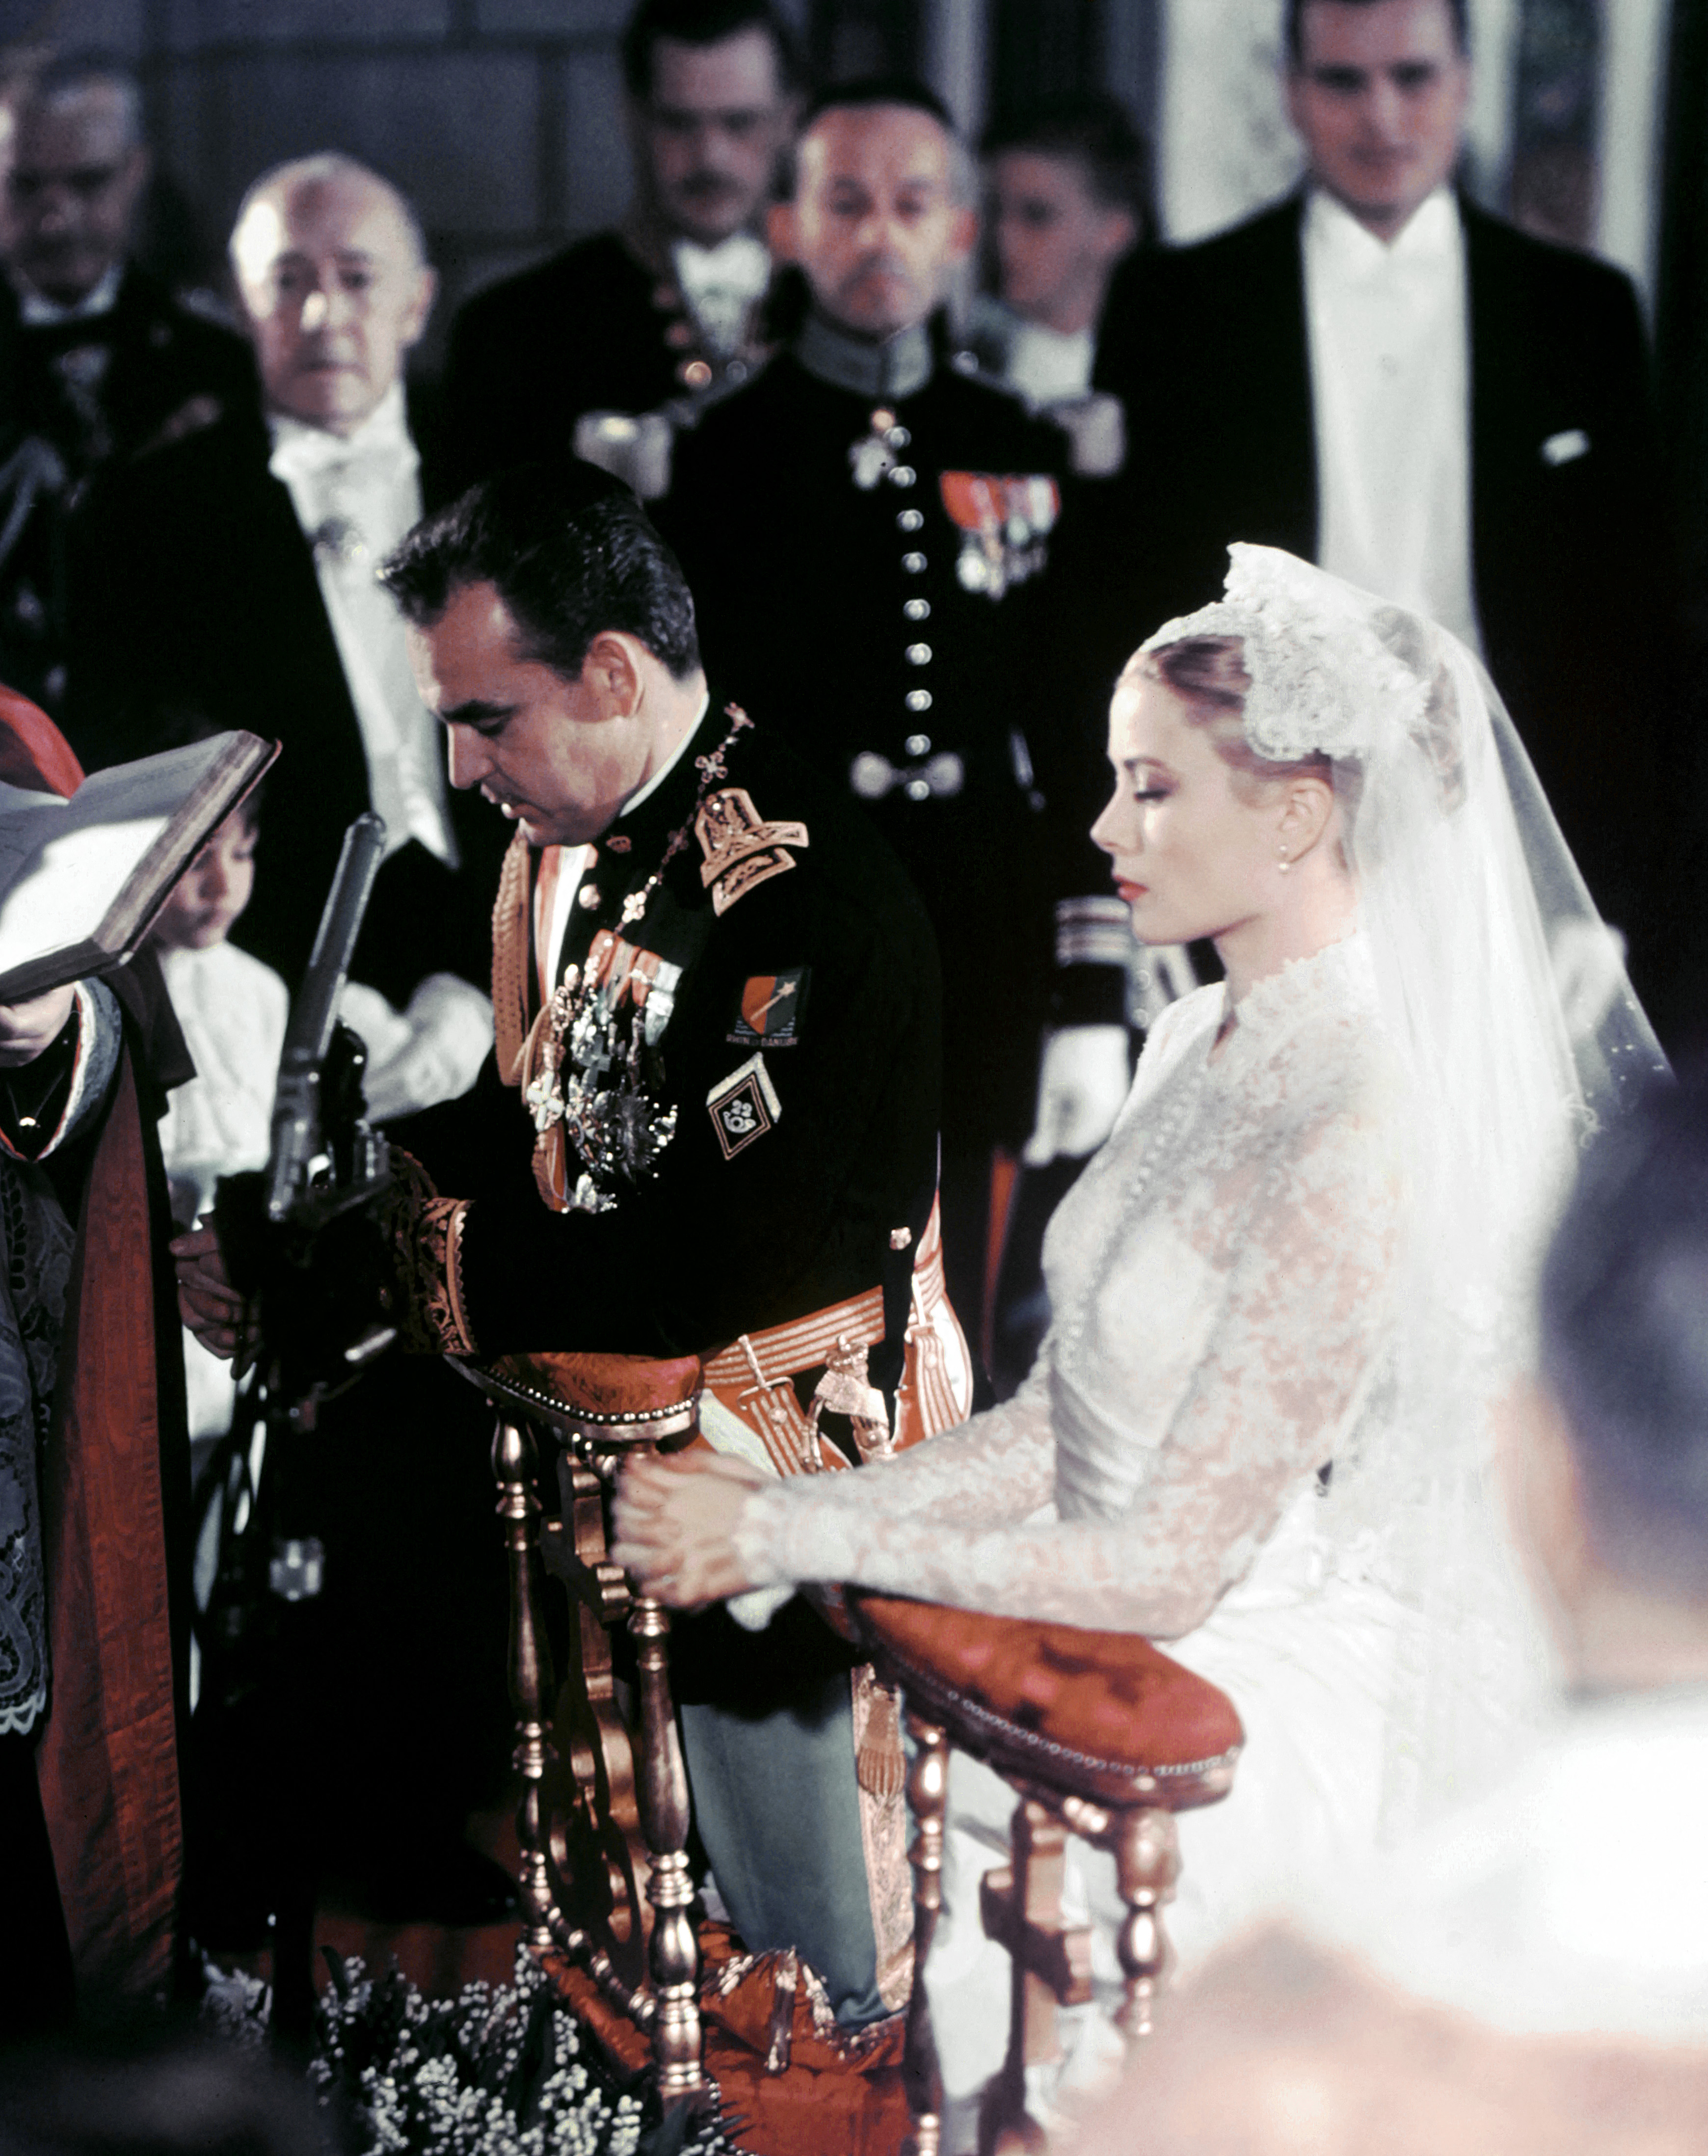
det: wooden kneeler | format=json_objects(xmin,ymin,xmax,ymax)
[
  {"xmin": 451, "ymin": 1349, "xmax": 708, "ymax": 2111},
  {"xmin": 848, "ymin": 1595, "xmax": 1244, "ymax": 2156}
]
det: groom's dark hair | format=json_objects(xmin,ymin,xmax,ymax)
[
  {"xmin": 1286, "ymin": 0, "xmax": 1468, "ymax": 66},
  {"xmin": 380, "ymin": 459, "xmax": 702, "ymax": 684}
]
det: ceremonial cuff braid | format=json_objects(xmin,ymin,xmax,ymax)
[{"xmin": 381, "ymin": 1147, "xmax": 477, "ymax": 1356}]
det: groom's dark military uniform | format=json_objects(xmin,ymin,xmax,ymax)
[
  {"xmin": 400, "ymin": 706, "xmax": 946, "ymax": 2021},
  {"xmin": 430, "ymin": 712, "xmax": 940, "ymax": 1361}
]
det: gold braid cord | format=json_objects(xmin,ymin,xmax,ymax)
[
  {"xmin": 381, "ymin": 1147, "xmax": 476, "ymax": 1355},
  {"xmin": 493, "ymin": 827, "xmax": 533, "ymax": 1088}
]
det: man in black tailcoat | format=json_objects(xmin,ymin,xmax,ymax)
[
  {"xmin": 65, "ymin": 153, "xmax": 515, "ymax": 1935},
  {"xmin": 1090, "ymin": 0, "xmax": 1682, "ymax": 1005},
  {"xmin": 0, "ymin": 54, "xmax": 253, "ymax": 715},
  {"xmin": 659, "ymin": 81, "xmax": 1132, "ymax": 1353},
  {"xmin": 441, "ymin": 0, "xmax": 801, "ymax": 498},
  {"xmin": 65, "ymin": 152, "xmax": 503, "ymax": 1015}
]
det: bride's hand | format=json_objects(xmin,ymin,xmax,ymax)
[{"xmin": 612, "ymin": 1450, "xmax": 769, "ymax": 1608}]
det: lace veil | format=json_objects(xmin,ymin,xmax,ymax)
[{"xmin": 1143, "ymin": 545, "xmax": 1668, "ymax": 1833}]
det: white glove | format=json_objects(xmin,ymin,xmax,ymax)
[
  {"xmin": 1023, "ymin": 1024, "xmax": 1130, "ymax": 1167},
  {"xmin": 1047, "ymin": 391, "xmax": 1126, "ymax": 478},
  {"xmin": 340, "ymin": 972, "xmax": 494, "ymax": 1124}
]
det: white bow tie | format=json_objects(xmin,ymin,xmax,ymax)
[{"xmin": 268, "ymin": 399, "xmax": 419, "ymax": 495}]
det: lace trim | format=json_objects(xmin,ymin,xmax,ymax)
[
  {"xmin": 1222, "ymin": 931, "xmax": 1375, "ymax": 1050},
  {"xmin": 1141, "ymin": 542, "xmax": 1431, "ymax": 763},
  {"xmin": 0, "ymin": 1684, "xmax": 44, "ymax": 1735}
]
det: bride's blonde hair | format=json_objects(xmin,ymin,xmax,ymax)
[{"xmin": 1128, "ymin": 634, "xmax": 1332, "ymax": 801}]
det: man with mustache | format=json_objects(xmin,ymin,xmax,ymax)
[
  {"xmin": 658, "ymin": 81, "xmax": 1125, "ymax": 1374},
  {"xmin": 442, "ymin": 0, "xmax": 801, "ymax": 497}
]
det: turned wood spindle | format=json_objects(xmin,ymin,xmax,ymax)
[
  {"xmin": 493, "ymin": 1413, "xmax": 558, "ymax": 1954},
  {"xmin": 1112, "ymin": 1806, "xmax": 1179, "ymax": 2043},
  {"xmin": 630, "ymin": 1592, "xmax": 704, "ymax": 2099},
  {"xmin": 903, "ymin": 1709, "xmax": 951, "ymax": 2156}
]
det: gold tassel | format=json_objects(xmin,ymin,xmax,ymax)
[
  {"xmin": 856, "ymin": 1675, "xmax": 907, "ymax": 1800},
  {"xmin": 765, "ymin": 1950, "xmax": 797, "ymax": 2074}
]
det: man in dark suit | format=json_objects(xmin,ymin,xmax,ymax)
[
  {"xmin": 66, "ymin": 152, "xmax": 502, "ymax": 1012},
  {"xmin": 441, "ymin": 0, "xmax": 802, "ymax": 498},
  {"xmin": 0, "ymin": 54, "xmax": 254, "ymax": 715},
  {"xmin": 658, "ymin": 81, "xmax": 1131, "ymax": 1359},
  {"xmin": 64, "ymin": 157, "xmax": 518, "ymax": 1937},
  {"xmin": 1091, "ymin": 0, "xmax": 1680, "ymax": 999}
]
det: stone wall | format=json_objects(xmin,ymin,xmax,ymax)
[{"xmin": 2, "ymin": 0, "xmax": 705, "ymax": 362}]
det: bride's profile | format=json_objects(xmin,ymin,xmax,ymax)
[{"xmin": 613, "ymin": 543, "xmax": 1663, "ymax": 2097}]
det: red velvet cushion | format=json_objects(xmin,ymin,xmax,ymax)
[
  {"xmin": 850, "ymin": 1593, "xmax": 1243, "ymax": 1812},
  {"xmin": 455, "ymin": 1349, "xmax": 703, "ymax": 1434}
]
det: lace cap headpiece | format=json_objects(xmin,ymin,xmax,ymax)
[{"xmin": 1139, "ymin": 543, "xmax": 1431, "ymax": 764}]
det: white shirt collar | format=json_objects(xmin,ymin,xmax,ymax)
[
  {"xmin": 1305, "ymin": 183, "xmax": 1461, "ymax": 275},
  {"xmin": 618, "ymin": 690, "xmax": 712, "ymax": 822},
  {"xmin": 1007, "ymin": 318, "xmax": 1095, "ymax": 405},
  {"xmin": 15, "ymin": 261, "xmax": 124, "ymax": 326},
  {"xmin": 671, "ymin": 233, "xmax": 770, "ymax": 306},
  {"xmin": 267, "ymin": 378, "xmax": 416, "ymax": 481}
]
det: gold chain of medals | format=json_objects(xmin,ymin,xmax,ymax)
[{"xmin": 524, "ymin": 703, "xmax": 753, "ymax": 1203}]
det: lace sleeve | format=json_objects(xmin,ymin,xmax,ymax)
[
  {"xmin": 735, "ymin": 1087, "xmax": 1403, "ymax": 1636},
  {"xmin": 734, "ymin": 1362, "xmax": 1058, "ymax": 1572}
]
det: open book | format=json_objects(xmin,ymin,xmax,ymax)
[{"xmin": 0, "ymin": 729, "xmax": 278, "ymax": 1002}]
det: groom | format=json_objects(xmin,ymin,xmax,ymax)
[{"xmin": 1089, "ymin": 0, "xmax": 1682, "ymax": 1008}]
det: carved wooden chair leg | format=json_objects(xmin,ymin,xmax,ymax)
[
  {"xmin": 1110, "ymin": 1805, "xmax": 1179, "ymax": 2043},
  {"xmin": 630, "ymin": 1594, "xmax": 704, "ymax": 2101},
  {"xmin": 978, "ymin": 1798, "xmax": 1093, "ymax": 2155},
  {"xmin": 493, "ymin": 1413, "xmax": 556, "ymax": 1953},
  {"xmin": 903, "ymin": 1710, "xmax": 951, "ymax": 2156}
]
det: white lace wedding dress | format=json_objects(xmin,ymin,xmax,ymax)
[
  {"xmin": 732, "ymin": 930, "xmax": 1541, "ymax": 2112},
  {"xmin": 695, "ymin": 541, "xmax": 1660, "ymax": 2135}
]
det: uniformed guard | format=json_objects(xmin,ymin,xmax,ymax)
[
  {"xmin": 441, "ymin": 0, "xmax": 803, "ymax": 500},
  {"xmin": 657, "ymin": 78, "xmax": 1132, "ymax": 1356},
  {"xmin": 181, "ymin": 458, "xmax": 968, "ymax": 2027}
]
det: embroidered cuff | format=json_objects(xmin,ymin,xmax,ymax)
[{"xmin": 382, "ymin": 1147, "xmax": 477, "ymax": 1356}]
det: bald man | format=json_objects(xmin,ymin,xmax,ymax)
[
  {"xmin": 0, "ymin": 54, "xmax": 253, "ymax": 714},
  {"xmin": 658, "ymin": 81, "xmax": 1124, "ymax": 1364},
  {"xmin": 67, "ymin": 153, "xmax": 501, "ymax": 1002},
  {"xmin": 62, "ymin": 159, "xmax": 518, "ymax": 1940}
]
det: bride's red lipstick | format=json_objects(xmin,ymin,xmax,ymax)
[{"xmin": 1116, "ymin": 879, "xmax": 1148, "ymax": 902}]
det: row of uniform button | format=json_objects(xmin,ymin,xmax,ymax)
[{"xmin": 898, "ymin": 503, "xmax": 932, "ymax": 712}]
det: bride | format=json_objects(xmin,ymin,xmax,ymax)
[{"xmin": 613, "ymin": 544, "xmax": 1662, "ymax": 2091}]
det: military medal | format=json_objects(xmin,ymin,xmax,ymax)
[
  {"xmin": 849, "ymin": 406, "xmax": 912, "ymax": 491},
  {"xmin": 939, "ymin": 471, "xmax": 1061, "ymax": 599},
  {"xmin": 523, "ymin": 703, "xmax": 753, "ymax": 1212}
]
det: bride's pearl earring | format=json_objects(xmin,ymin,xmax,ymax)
[{"xmin": 1277, "ymin": 850, "xmax": 1292, "ymax": 875}]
